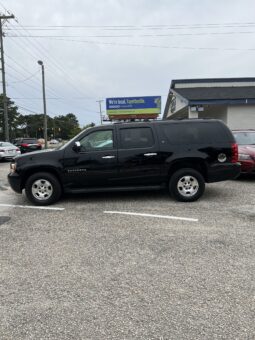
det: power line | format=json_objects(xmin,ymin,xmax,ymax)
[
  {"xmin": 6, "ymin": 31, "xmax": 255, "ymax": 38},
  {"xmin": 17, "ymin": 104, "xmax": 42, "ymax": 115},
  {"xmin": 8, "ymin": 69, "xmax": 40, "ymax": 83},
  {"xmin": 5, "ymin": 22, "xmax": 255, "ymax": 29},
  {"xmin": 9, "ymin": 20, "xmax": 97, "ymax": 100},
  {"xmin": 4, "ymin": 20, "xmax": 88, "ymax": 101},
  {"xmin": 27, "ymin": 36, "xmax": 255, "ymax": 52}
]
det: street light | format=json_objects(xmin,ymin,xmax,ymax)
[{"xmin": 37, "ymin": 60, "xmax": 48, "ymax": 149}]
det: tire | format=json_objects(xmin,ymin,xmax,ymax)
[
  {"xmin": 25, "ymin": 172, "xmax": 62, "ymax": 205},
  {"xmin": 169, "ymin": 168, "xmax": 205, "ymax": 202}
]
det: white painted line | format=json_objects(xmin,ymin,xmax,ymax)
[
  {"xmin": 104, "ymin": 211, "xmax": 198, "ymax": 222},
  {"xmin": 0, "ymin": 203, "xmax": 65, "ymax": 211}
]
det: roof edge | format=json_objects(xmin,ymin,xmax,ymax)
[{"xmin": 171, "ymin": 77, "xmax": 255, "ymax": 88}]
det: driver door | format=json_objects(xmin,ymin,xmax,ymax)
[{"xmin": 63, "ymin": 127, "xmax": 118, "ymax": 189}]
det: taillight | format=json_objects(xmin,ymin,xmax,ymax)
[
  {"xmin": 16, "ymin": 148, "xmax": 20, "ymax": 152},
  {"xmin": 21, "ymin": 143, "xmax": 29, "ymax": 147},
  {"xmin": 231, "ymin": 143, "xmax": 238, "ymax": 163}
]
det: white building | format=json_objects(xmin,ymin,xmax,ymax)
[{"xmin": 163, "ymin": 78, "xmax": 255, "ymax": 129}]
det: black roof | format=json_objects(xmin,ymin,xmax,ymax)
[
  {"xmin": 171, "ymin": 77, "xmax": 255, "ymax": 87},
  {"xmin": 175, "ymin": 86, "xmax": 255, "ymax": 101},
  {"xmin": 164, "ymin": 77, "xmax": 255, "ymax": 118}
]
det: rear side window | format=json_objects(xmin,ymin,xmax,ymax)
[
  {"xmin": 120, "ymin": 127, "xmax": 154, "ymax": 149},
  {"xmin": 159, "ymin": 122, "xmax": 232, "ymax": 145}
]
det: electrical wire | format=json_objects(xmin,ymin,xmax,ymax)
[
  {"xmin": 8, "ymin": 21, "xmax": 98, "ymax": 100},
  {"xmin": 26, "ymin": 36, "xmax": 255, "ymax": 52},
  {"xmin": 6, "ymin": 31, "xmax": 255, "ymax": 38}
]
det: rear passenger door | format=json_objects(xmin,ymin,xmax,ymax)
[{"xmin": 116, "ymin": 125, "xmax": 162, "ymax": 186}]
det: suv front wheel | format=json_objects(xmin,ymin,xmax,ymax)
[
  {"xmin": 25, "ymin": 172, "xmax": 62, "ymax": 205},
  {"xmin": 169, "ymin": 168, "xmax": 205, "ymax": 202}
]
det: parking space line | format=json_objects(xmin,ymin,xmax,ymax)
[
  {"xmin": 104, "ymin": 211, "xmax": 198, "ymax": 222},
  {"xmin": 0, "ymin": 204, "xmax": 65, "ymax": 211}
]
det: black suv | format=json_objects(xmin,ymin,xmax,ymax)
[
  {"xmin": 8, "ymin": 119, "xmax": 240, "ymax": 205},
  {"xmin": 13, "ymin": 138, "xmax": 42, "ymax": 154}
]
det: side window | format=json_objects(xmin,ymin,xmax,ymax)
[
  {"xmin": 80, "ymin": 130, "xmax": 113, "ymax": 151},
  {"xmin": 120, "ymin": 127, "xmax": 154, "ymax": 149},
  {"xmin": 159, "ymin": 123, "xmax": 224, "ymax": 145}
]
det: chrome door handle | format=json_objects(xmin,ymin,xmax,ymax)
[
  {"xmin": 144, "ymin": 153, "xmax": 157, "ymax": 156},
  {"xmin": 102, "ymin": 155, "xmax": 115, "ymax": 159}
]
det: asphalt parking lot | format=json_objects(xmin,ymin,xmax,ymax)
[{"xmin": 0, "ymin": 161, "xmax": 254, "ymax": 340}]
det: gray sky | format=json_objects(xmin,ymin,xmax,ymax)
[{"xmin": 2, "ymin": 0, "xmax": 255, "ymax": 126}]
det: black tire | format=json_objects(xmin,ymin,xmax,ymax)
[
  {"xmin": 25, "ymin": 172, "xmax": 62, "ymax": 205},
  {"xmin": 169, "ymin": 168, "xmax": 205, "ymax": 202}
]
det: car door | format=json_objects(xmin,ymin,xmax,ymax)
[
  {"xmin": 62, "ymin": 127, "xmax": 118, "ymax": 189},
  {"xmin": 115, "ymin": 125, "xmax": 162, "ymax": 186}
]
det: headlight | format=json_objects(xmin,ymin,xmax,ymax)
[
  {"xmin": 238, "ymin": 153, "xmax": 252, "ymax": 160},
  {"xmin": 10, "ymin": 163, "xmax": 16, "ymax": 173}
]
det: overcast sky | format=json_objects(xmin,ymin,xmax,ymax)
[{"xmin": 1, "ymin": 0, "xmax": 255, "ymax": 126}]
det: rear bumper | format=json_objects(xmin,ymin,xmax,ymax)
[
  {"xmin": 207, "ymin": 163, "xmax": 241, "ymax": 183},
  {"xmin": 239, "ymin": 160, "xmax": 255, "ymax": 173},
  {"xmin": 8, "ymin": 172, "xmax": 23, "ymax": 193}
]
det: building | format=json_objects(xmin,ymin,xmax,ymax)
[{"xmin": 163, "ymin": 78, "xmax": 255, "ymax": 129}]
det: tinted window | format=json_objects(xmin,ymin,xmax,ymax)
[
  {"xmin": 80, "ymin": 130, "xmax": 113, "ymax": 151},
  {"xmin": 120, "ymin": 127, "xmax": 154, "ymax": 149},
  {"xmin": 159, "ymin": 122, "xmax": 231, "ymax": 145}
]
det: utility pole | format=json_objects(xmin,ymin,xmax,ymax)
[
  {"xmin": 0, "ymin": 14, "xmax": 15, "ymax": 141},
  {"xmin": 37, "ymin": 60, "xmax": 48, "ymax": 149},
  {"xmin": 96, "ymin": 100, "xmax": 104, "ymax": 125}
]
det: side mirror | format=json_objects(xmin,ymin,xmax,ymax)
[{"xmin": 73, "ymin": 141, "xmax": 81, "ymax": 152}]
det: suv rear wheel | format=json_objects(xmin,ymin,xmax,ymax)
[
  {"xmin": 169, "ymin": 168, "xmax": 205, "ymax": 202},
  {"xmin": 25, "ymin": 172, "xmax": 62, "ymax": 205}
]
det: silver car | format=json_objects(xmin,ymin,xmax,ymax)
[{"xmin": 0, "ymin": 142, "xmax": 21, "ymax": 160}]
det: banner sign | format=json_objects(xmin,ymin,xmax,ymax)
[{"xmin": 106, "ymin": 96, "xmax": 161, "ymax": 119}]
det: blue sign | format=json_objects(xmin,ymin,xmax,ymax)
[{"xmin": 106, "ymin": 96, "xmax": 161, "ymax": 117}]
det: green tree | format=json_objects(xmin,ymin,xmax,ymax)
[
  {"xmin": 0, "ymin": 94, "xmax": 20, "ymax": 140},
  {"xmin": 53, "ymin": 113, "xmax": 81, "ymax": 140}
]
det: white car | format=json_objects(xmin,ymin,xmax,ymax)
[
  {"xmin": 49, "ymin": 139, "xmax": 59, "ymax": 145},
  {"xmin": 0, "ymin": 142, "xmax": 21, "ymax": 160}
]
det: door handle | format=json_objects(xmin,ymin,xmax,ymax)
[
  {"xmin": 144, "ymin": 153, "xmax": 157, "ymax": 156},
  {"xmin": 102, "ymin": 155, "xmax": 115, "ymax": 159}
]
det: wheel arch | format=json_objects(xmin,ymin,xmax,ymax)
[
  {"xmin": 21, "ymin": 166, "xmax": 62, "ymax": 190},
  {"xmin": 168, "ymin": 158, "xmax": 208, "ymax": 181}
]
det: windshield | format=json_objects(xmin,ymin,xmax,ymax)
[{"xmin": 233, "ymin": 132, "xmax": 255, "ymax": 145}]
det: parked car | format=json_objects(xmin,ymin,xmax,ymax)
[
  {"xmin": 8, "ymin": 119, "xmax": 240, "ymax": 205},
  {"xmin": 0, "ymin": 142, "xmax": 21, "ymax": 161},
  {"xmin": 13, "ymin": 138, "xmax": 42, "ymax": 154},
  {"xmin": 232, "ymin": 129, "xmax": 255, "ymax": 174},
  {"xmin": 49, "ymin": 139, "xmax": 59, "ymax": 145}
]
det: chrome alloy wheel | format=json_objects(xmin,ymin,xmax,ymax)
[
  {"xmin": 31, "ymin": 179, "xmax": 53, "ymax": 201},
  {"xmin": 177, "ymin": 175, "xmax": 199, "ymax": 198}
]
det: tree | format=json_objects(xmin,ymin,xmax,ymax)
[
  {"xmin": 0, "ymin": 94, "xmax": 83, "ymax": 141},
  {"xmin": 53, "ymin": 113, "xmax": 81, "ymax": 139},
  {"xmin": 0, "ymin": 94, "xmax": 20, "ymax": 140}
]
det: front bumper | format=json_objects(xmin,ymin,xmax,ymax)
[
  {"xmin": 207, "ymin": 163, "xmax": 241, "ymax": 183},
  {"xmin": 8, "ymin": 172, "xmax": 23, "ymax": 193}
]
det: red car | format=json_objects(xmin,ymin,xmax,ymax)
[{"xmin": 232, "ymin": 130, "xmax": 255, "ymax": 174}]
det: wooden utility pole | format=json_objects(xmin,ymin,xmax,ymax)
[{"xmin": 0, "ymin": 14, "xmax": 15, "ymax": 141}]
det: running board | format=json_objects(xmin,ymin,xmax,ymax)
[{"xmin": 65, "ymin": 184, "xmax": 166, "ymax": 194}]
